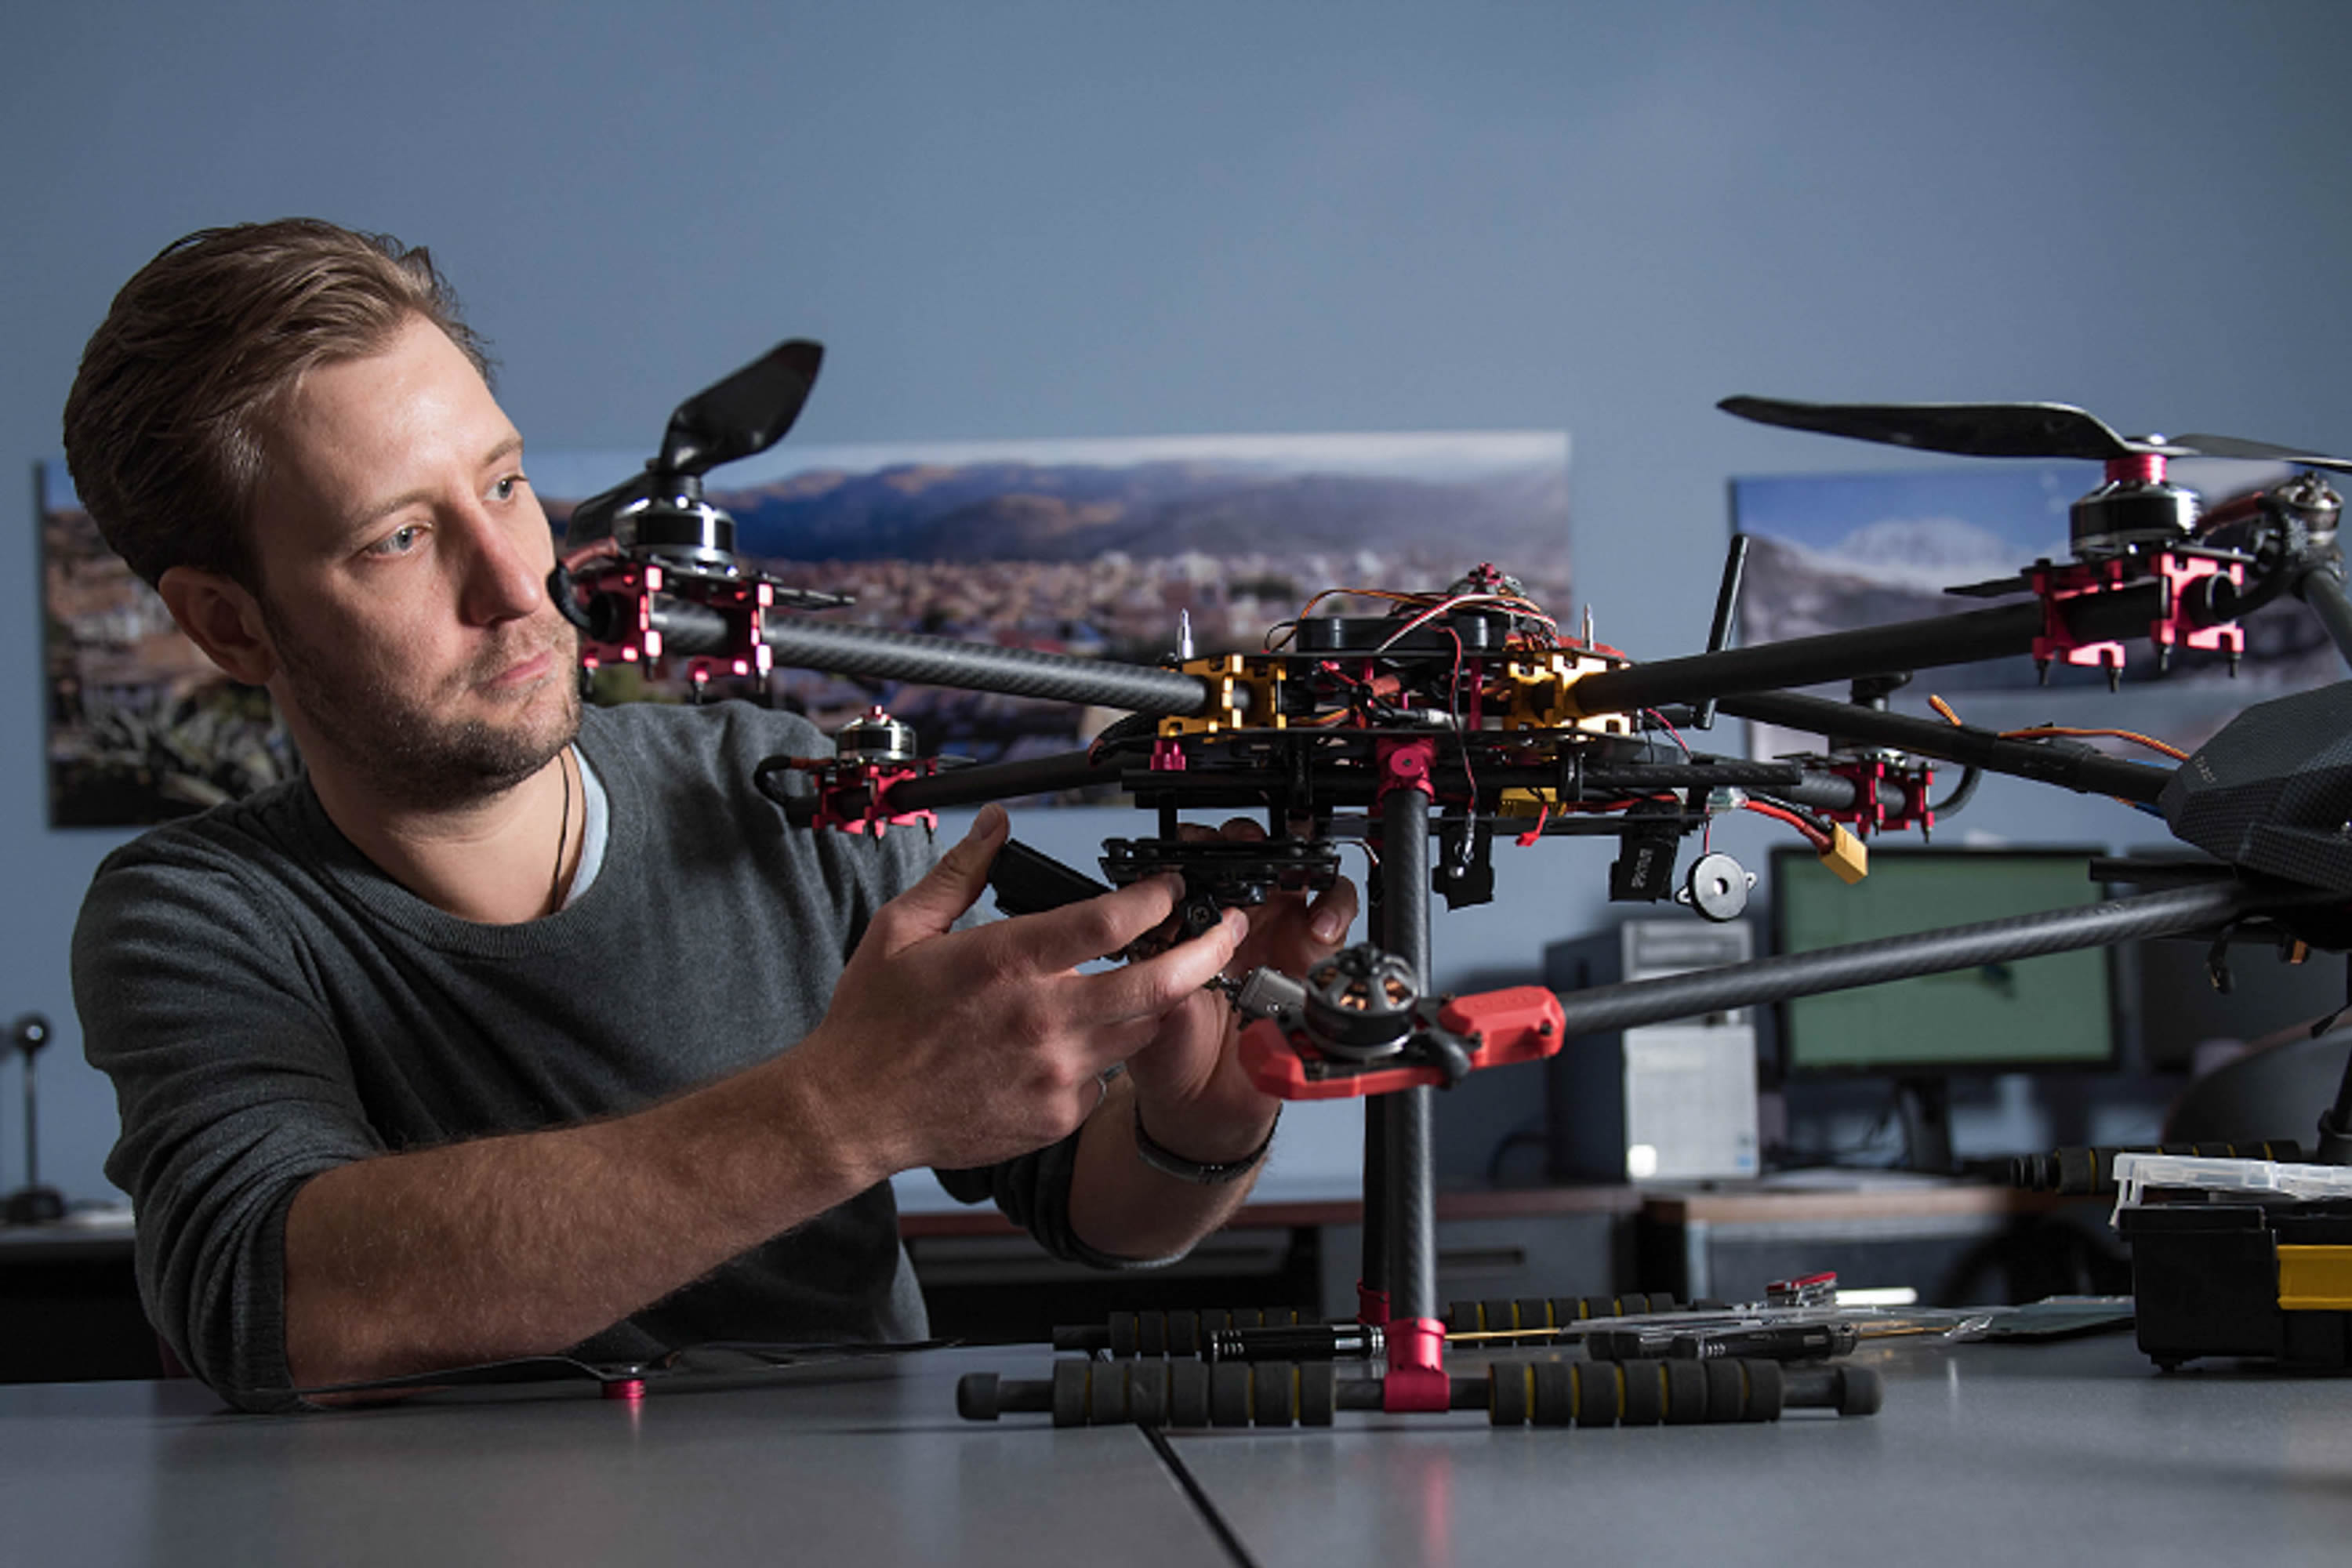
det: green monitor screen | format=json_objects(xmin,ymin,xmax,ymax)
[{"xmin": 1770, "ymin": 848, "xmax": 2118, "ymax": 1076}]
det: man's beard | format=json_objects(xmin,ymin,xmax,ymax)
[{"xmin": 263, "ymin": 600, "xmax": 583, "ymax": 813}]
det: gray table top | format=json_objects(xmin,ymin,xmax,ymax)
[
  {"xmin": 1175, "ymin": 1333, "xmax": 2352, "ymax": 1566},
  {"xmin": 5, "ymin": 1334, "xmax": 2348, "ymax": 1566},
  {"xmin": 0, "ymin": 1349, "xmax": 1210, "ymax": 1568}
]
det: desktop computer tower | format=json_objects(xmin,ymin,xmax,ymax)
[{"xmin": 1543, "ymin": 920, "xmax": 1759, "ymax": 1182}]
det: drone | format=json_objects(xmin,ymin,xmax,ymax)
[{"xmin": 552, "ymin": 348, "xmax": 2352, "ymax": 1424}]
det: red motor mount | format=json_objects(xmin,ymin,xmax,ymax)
[
  {"xmin": 557, "ymin": 546, "xmax": 779, "ymax": 692},
  {"xmin": 1237, "ymin": 980, "xmax": 1566, "ymax": 1102},
  {"xmin": 2027, "ymin": 550, "xmax": 2245, "ymax": 681},
  {"xmin": 758, "ymin": 707, "xmax": 942, "ymax": 838},
  {"xmin": 1820, "ymin": 755, "xmax": 1936, "ymax": 837}
]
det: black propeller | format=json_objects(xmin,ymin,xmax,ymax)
[
  {"xmin": 564, "ymin": 339, "xmax": 826, "ymax": 553},
  {"xmin": 1719, "ymin": 395, "xmax": 2352, "ymax": 474},
  {"xmin": 658, "ymin": 339, "xmax": 825, "ymax": 477},
  {"xmin": 2167, "ymin": 431, "xmax": 2352, "ymax": 474}
]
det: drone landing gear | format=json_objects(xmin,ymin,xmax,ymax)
[
  {"xmin": 954, "ymin": 1356, "xmax": 1878, "ymax": 1429},
  {"xmin": 1050, "ymin": 1294, "xmax": 1693, "ymax": 1359}
]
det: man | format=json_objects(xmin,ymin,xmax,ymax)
[{"xmin": 64, "ymin": 220, "xmax": 1353, "ymax": 1410}]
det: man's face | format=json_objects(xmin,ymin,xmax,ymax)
[{"xmin": 245, "ymin": 314, "xmax": 579, "ymax": 811}]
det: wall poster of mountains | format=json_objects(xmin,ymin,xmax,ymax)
[
  {"xmin": 1729, "ymin": 460, "xmax": 2336, "ymax": 766},
  {"xmin": 42, "ymin": 430, "xmax": 1570, "ymax": 826}
]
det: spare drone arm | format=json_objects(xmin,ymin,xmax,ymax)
[
  {"xmin": 1229, "ymin": 878, "xmax": 2316, "ymax": 1111},
  {"xmin": 1545, "ymin": 878, "xmax": 2295, "ymax": 1040},
  {"xmin": 1222, "ymin": 879, "xmax": 2337, "ymax": 1116}
]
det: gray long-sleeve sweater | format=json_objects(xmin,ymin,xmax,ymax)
[{"xmin": 74, "ymin": 700, "xmax": 1083, "ymax": 1410}]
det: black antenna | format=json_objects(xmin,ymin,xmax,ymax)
[{"xmin": 1692, "ymin": 532, "xmax": 1750, "ymax": 730}]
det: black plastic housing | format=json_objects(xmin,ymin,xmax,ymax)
[{"xmin": 2121, "ymin": 1198, "xmax": 2352, "ymax": 1370}]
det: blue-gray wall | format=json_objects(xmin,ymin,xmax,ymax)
[{"xmin": 5, "ymin": 1, "xmax": 2349, "ymax": 1203}]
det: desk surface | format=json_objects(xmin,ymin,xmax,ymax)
[{"xmin": 5, "ymin": 1334, "xmax": 2347, "ymax": 1566}]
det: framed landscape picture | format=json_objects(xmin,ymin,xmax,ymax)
[
  {"xmin": 42, "ymin": 428, "xmax": 1570, "ymax": 825},
  {"xmin": 1728, "ymin": 459, "xmax": 2332, "ymax": 761}
]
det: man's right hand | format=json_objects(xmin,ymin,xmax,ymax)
[
  {"xmin": 787, "ymin": 803, "xmax": 1248, "ymax": 1176},
  {"xmin": 282, "ymin": 801, "xmax": 1244, "ymax": 1392}
]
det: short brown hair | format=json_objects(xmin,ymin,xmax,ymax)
[{"xmin": 62, "ymin": 219, "xmax": 492, "ymax": 589}]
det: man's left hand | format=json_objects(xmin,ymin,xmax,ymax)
[{"xmin": 1118, "ymin": 819, "xmax": 1359, "ymax": 1163}]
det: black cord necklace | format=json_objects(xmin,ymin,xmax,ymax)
[{"xmin": 550, "ymin": 747, "xmax": 573, "ymax": 915}]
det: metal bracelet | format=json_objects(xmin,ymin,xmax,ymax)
[{"xmin": 1131, "ymin": 1104, "xmax": 1279, "ymax": 1185}]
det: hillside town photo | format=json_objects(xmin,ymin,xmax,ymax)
[{"xmin": 42, "ymin": 430, "xmax": 1571, "ymax": 825}]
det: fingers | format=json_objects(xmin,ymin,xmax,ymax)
[
  {"xmin": 873, "ymin": 804, "xmax": 1009, "ymax": 951},
  {"xmin": 1198, "ymin": 820, "xmax": 1345, "ymax": 948},
  {"xmin": 1306, "ymin": 876, "xmax": 1359, "ymax": 947},
  {"xmin": 1011, "ymin": 873, "xmax": 1185, "ymax": 973},
  {"xmin": 1078, "ymin": 906, "xmax": 1247, "ymax": 1026},
  {"xmin": 1022, "ymin": 1013, "xmax": 1164, "ymax": 1103},
  {"xmin": 1174, "ymin": 816, "xmax": 1267, "ymax": 844},
  {"xmin": 1156, "ymin": 817, "xmax": 1359, "ymax": 968},
  {"xmin": 1218, "ymin": 873, "xmax": 1356, "ymax": 981}
]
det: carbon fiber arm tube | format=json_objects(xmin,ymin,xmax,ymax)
[
  {"xmin": 1757, "ymin": 772, "xmax": 1908, "ymax": 815},
  {"xmin": 1379, "ymin": 786, "xmax": 1437, "ymax": 1329},
  {"xmin": 1463, "ymin": 762, "xmax": 1804, "ymax": 796},
  {"xmin": 809, "ymin": 753, "xmax": 1125, "ymax": 820},
  {"xmin": 652, "ymin": 601, "xmax": 1224, "ymax": 717},
  {"xmin": 1564, "ymin": 585, "xmax": 2165, "ymax": 716},
  {"xmin": 804, "ymin": 755, "xmax": 1851, "ymax": 820},
  {"xmin": 1565, "ymin": 764, "xmax": 1806, "ymax": 790},
  {"xmin": 1467, "ymin": 761, "xmax": 1884, "ymax": 815},
  {"xmin": 1475, "ymin": 760, "xmax": 1900, "ymax": 816},
  {"xmin": 1715, "ymin": 690, "xmax": 2172, "ymax": 804},
  {"xmin": 2296, "ymin": 561, "xmax": 2352, "ymax": 673},
  {"xmin": 1548, "ymin": 880, "xmax": 2285, "ymax": 1038}
]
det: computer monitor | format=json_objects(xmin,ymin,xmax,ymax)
[
  {"xmin": 1773, "ymin": 846, "xmax": 2118, "ymax": 1074},
  {"xmin": 1771, "ymin": 847, "xmax": 2118, "ymax": 1169}
]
